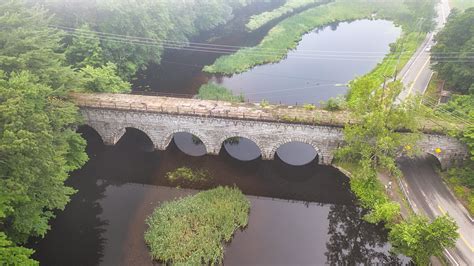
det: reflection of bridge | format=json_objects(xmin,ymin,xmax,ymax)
[{"xmin": 73, "ymin": 93, "xmax": 468, "ymax": 169}]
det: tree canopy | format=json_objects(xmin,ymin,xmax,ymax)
[{"xmin": 432, "ymin": 8, "xmax": 474, "ymax": 93}]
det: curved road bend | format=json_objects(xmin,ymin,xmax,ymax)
[
  {"xmin": 396, "ymin": 0, "xmax": 451, "ymax": 102},
  {"xmin": 398, "ymin": 157, "xmax": 474, "ymax": 265}
]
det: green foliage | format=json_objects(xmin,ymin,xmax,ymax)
[
  {"xmin": 337, "ymin": 81, "xmax": 422, "ymax": 176},
  {"xmin": 389, "ymin": 215, "xmax": 459, "ymax": 265},
  {"xmin": 432, "ymin": 8, "xmax": 474, "ymax": 93},
  {"xmin": 204, "ymin": 0, "xmax": 432, "ymax": 74},
  {"xmin": 144, "ymin": 187, "xmax": 250, "ymax": 265},
  {"xmin": 44, "ymin": 0, "xmax": 262, "ymax": 80},
  {"xmin": 79, "ymin": 63, "xmax": 131, "ymax": 93},
  {"xmin": 349, "ymin": 162, "xmax": 400, "ymax": 225},
  {"xmin": 0, "ymin": 72, "xmax": 88, "ymax": 243},
  {"xmin": 197, "ymin": 83, "xmax": 244, "ymax": 102},
  {"xmin": 303, "ymin": 103, "xmax": 316, "ymax": 111},
  {"xmin": 321, "ymin": 96, "xmax": 345, "ymax": 111},
  {"xmin": 444, "ymin": 163, "xmax": 474, "ymax": 214},
  {"xmin": 246, "ymin": 0, "xmax": 324, "ymax": 31},
  {"xmin": 0, "ymin": 233, "xmax": 37, "ymax": 266},
  {"xmin": 0, "ymin": 0, "xmax": 80, "ymax": 91},
  {"xmin": 0, "ymin": 2, "xmax": 89, "ymax": 263},
  {"xmin": 450, "ymin": 0, "xmax": 474, "ymax": 10},
  {"xmin": 260, "ymin": 99, "xmax": 270, "ymax": 108},
  {"xmin": 65, "ymin": 24, "xmax": 105, "ymax": 69},
  {"xmin": 166, "ymin": 167, "xmax": 213, "ymax": 184}
]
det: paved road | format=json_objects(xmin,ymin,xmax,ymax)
[
  {"xmin": 396, "ymin": 1, "xmax": 474, "ymax": 264},
  {"xmin": 397, "ymin": 0, "xmax": 451, "ymax": 102},
  {"xmin": 399, "ymin": 157, "xmax": 474, "ymax": 265}
]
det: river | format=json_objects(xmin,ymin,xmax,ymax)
[
  {"xmin": 31, "ymin": 127, "xmax": 406, "ymax": 265},
  {"xmin": 31, "ymin": 4, "xmax": 406, "ymax": 265}
]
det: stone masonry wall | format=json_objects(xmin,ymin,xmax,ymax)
[{"xmin": 80, "ymin": 107, "xmax": 468, "ymax": 168}]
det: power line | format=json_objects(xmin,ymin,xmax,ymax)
[
  {"xmin": 51, "ymin": 25, "xmax": 474, "ymax": 59},
  {"xmin": 61, "ymin": 30, "xmax": 473, "ymax": 63}
]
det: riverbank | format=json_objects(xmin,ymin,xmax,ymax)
[{"xmin": 203, "ymin": 0, "xmax": 416, "ymax": 75}]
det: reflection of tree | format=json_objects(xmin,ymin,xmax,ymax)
[
  {"xmin": 29, "ymin": 135, "xmax": 109, "ymax": 265},
  {"xmin": 325, "ymin": 203, "xmax": 402, "ymax": 265},
  {"xmin": 191, "ymin": 134, "xmax": 203, "ymax": 145},
  {"xmin": 223, "ymin": 137, "xmax": 240, "ymax": 145}
]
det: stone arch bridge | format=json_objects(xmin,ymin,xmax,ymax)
[{"xmin": 73, "ymin": 93, "xmax": 468, "ymax": 169}]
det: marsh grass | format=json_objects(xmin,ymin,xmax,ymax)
[
  {"xmin": 197, "ymin": 83, "xmax": 244, "ymax": 102},
  {"xmin": 246, "ymin": 0, "xmax": 325, "ymax": 32},
  {"xmin": 166, "ymin": 167, "xmax": 213, "ymax": 185},
  {"xmin": 204, "ymin": 0, "xmax": 411, "ymax": 75},
  {"xmin": 144, "ymin": 187, "xmax": 250, "ymax": 265}
]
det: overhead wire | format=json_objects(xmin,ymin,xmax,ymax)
[{"xmin": 51, "ymin": 25, "xmax": 474, "ymax": 62}]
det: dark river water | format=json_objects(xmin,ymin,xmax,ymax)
[
  {"xmin": 30, "ymin": 128, "xmax": 408, "ymax": 265},
  {"xmin": 32, "ymin": 3, "xmax": 407, "ymax": 265},
  {"xmin": 133, "ymin": 19, "xmax": 400, "ymax": 105}
]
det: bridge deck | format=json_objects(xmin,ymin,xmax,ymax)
[
  {"xmin": 71, "ymin": 93, "xmax": 354, "ymax": 127},
  {"xmin": 71, "ymin": 93, "xmax": 453, "ymax": 133}
]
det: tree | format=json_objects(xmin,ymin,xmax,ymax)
[
  {"xmin": 0, "ymin": 1, "xmax": 89, "ymax": 263},
  {"xmin": 0, "ymin": 232, "xmax": 37, "ymax": 266},
  {"xmin": 0, "ymin": 0, "xmax": 80, "ymax": 91},
  {"xmin": 79, "ymin": 63, "xmax": 131, "ymax": 93},
  {"xmin": 65, "ymin": 24, "xmax": 105, "ymax": 69},
  {"xmin": 0, "ymin": 71, "xmax": 88, "ymax": 243},
  {"xmin": 389, "ymin": 215, "xmax": 459, "ymax": 265},
  {"xmin": 339, "ymin": 80, "xmax": 422, "ymax": 176},
  {"xmin": 431, "ymin": 8, "xmax": 474, "ymax": 93}
]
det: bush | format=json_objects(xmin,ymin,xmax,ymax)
[
  {"xmin": 166, "ymin": 167, "xmax": 212, "ymax": 184},
  {"xmin": 144, "ymin": 187, "xmax": 250, "ymax": 265},
  {"xmin": 197, "ymin": 83, "xmax": 244, "ymax": 102},
  {"xmin": 322, "ymin": 97, "xmax": 345, "ymax": 111},
  {"xmin": 303, "ymin": 103, "xmax": 316, "ymax": 110}
]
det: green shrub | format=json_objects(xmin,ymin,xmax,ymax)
[
  {"xmin": 144, "ymin": 187, "xmax": 250, "ymax": 265},
  {"xmin": 197, "ymin": 83, "xmax": 244, "ymax": 102},
  {"xmin": 321, "ymin": 97, "xmax": 345, "ymax": 111},
  {"xmin": 303, "ymin": 103, "xmax": 316, "ymax": 110},
  {"xmin": 166, "ymin": 167, "xmax": 212, "ymax": 184}
]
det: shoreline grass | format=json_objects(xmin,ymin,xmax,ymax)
[
  {"xmin": 203, "ymin": 0, "xmax": 412, "ymax": 75},
  {"xmin": 245, "ymin": 0, "xmax": 326, "ymax": 32}
]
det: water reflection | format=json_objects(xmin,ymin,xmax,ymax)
[
  {"xmin": 31, "ymin": 128, "xmax": 406, "ymax": 265},
  {"xmin": 223, "ymin": 137, "xmax": 261, "ymax": 161},
  {"xmin": 276, "ymin": 141, "xmax": 318, "ymax": 166},
  {"xmin": 325, "ymin": 204, "xmax": 405, "ymax": 264},
  {"xmin": 212, "ymin": 20, "xmax": 401, "ymax": 105},
  {"xmin": 173, "ymin": 132, "xmax": 206, "ymax": 156}
]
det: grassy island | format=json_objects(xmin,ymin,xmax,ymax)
[{"xmin": 144, "ymin": 187, "xmax": 250, "ymax": 264}]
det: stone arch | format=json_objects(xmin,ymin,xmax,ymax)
[
  {"xmin": 81, "ymin": 122, "xmax": 126, "ymax": 146},
  {"xmin": 217, "ymin": 134, "xmax": 263, "ymax": 153},
  {"xmin": 217, "ymin": 134, "xmax": 263, "ymax": 160},
  {"xmin": 267, "ymin": 137, "xmax": 321, "ymax": 164},
  {"xmin": 77, "ymin": 124, "xmax": 104, "ymax": 144},
  {"xmin": 114, "ymin": 125, "xmax": 156, "ymax": 147},
  {"xmin": 160, "ymin": 129, "xmax": 209, "ymax": 153}
]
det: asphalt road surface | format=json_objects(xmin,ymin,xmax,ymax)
[
  {"xmin": 396, "ymin": 0, "xmax": 451, "ymax": 102},
  {"xmin": 399, "ymin": 156, "xmax": 474, "ymax": 265}
]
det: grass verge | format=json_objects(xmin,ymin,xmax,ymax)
[{"xmin": 197, "ymin": 83, "xmax": 244, "ymax": 102}]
